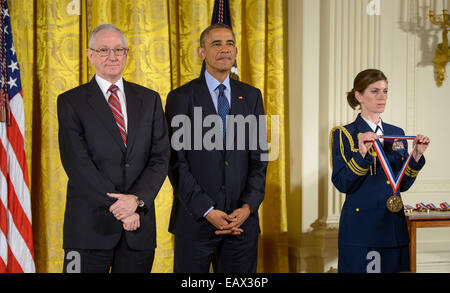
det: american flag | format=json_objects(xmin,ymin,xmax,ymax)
[{"xmin": 0, "ymin": 0, "xmax": 35, "ymax": 273}]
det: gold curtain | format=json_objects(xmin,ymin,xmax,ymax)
[{"xmin": 9, "ymin": 0, "xmax": 287, "ymax": 273}]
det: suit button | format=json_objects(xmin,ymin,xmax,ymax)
[
  {"xmin": 221, "ymin": 185, "xmax": 225, "ymax": 190},
  {"xmin": 224, "ymin": 161, "xmax": 229, "ymax": 166},
  {"xmin": 125, "ymin": 163, "xmax": 130, "ymax": 168},
  {"xmin": 356, "ymin": 208, "xmax": 360, "ymax": 212}
]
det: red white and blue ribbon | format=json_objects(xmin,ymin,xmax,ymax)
[
  {"xmin": 378, "ymin": 135, "xmax": 416, "ymax": 140},
  {"xmin": 404, "ymin": 204, "xmax": 414, "ymax": 210},
  {"xmin": 426, "ymin": 203, "xmax": 437, "ymax": 209},
  {"xmin": 440, "ymin": 202, "xmax": 450, "ymax": 209},
  {"xmin": 372, "ymin": 135, "xmax": 417, "ymax": 194},
  {"xmin": 416, "ymin": 202, "xmax": 429, "ymax": 209}
]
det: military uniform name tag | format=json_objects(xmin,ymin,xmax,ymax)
[{"xmin": 373, "ymin": 135, "xmax": 417, "ymax": 213}]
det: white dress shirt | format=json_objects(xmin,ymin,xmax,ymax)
[
  {"xmin": 204, "ymin": 69, "xmax": 231, "ymax": 112},
  {"xmin": 95, "ymin": 75, "xmax": 128, "ymax": 132},
  {"xmin": 362, "ymin": 116, "xmax": 384, "ymax": 143}
]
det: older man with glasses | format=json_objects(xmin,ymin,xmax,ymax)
[{"xmin": 57, "ymin": 24, "xmax": 170, "ymax": 273}]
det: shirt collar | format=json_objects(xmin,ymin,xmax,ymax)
[
  {"xmin": 95, "ymin": 74, "xmax": 124, "ymax": 95},
  {"xmin": 361, "ymin": 116, "xmax": 383, "ymax": 133},
  {"xmin": 204, "ymin": 70, "xmax": 230, "ymax": 94}
]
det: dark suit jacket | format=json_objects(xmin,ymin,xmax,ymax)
[
  {"xmin": 57, "ymin": 76, "xmax": 170, "ymax": 250},
  {"xmin": 165, "ymin": 74, "xmax": 268, "ymax": 241},
  {"xmin": 331, "ymin": 114, "xmax": 425, "ymax": 247}
]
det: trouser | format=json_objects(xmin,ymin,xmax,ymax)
[
  {"xmin": 174, "ymin": 235, "xmax": 258, "ymax": 273},
  {"xmin": 63, "ymin": 233, "xmax": 154, "ymax": 273}
]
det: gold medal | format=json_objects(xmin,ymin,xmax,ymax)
[{"xmin": 386, "ymin": 195, "xmax": 403, "ymax": 213}]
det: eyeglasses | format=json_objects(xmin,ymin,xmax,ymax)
[{"xmin": 89, "ymin": 47, "xmax": 128, "ymax": 57}]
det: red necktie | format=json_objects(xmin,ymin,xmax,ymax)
[{"xmin": 108, "ymin": 84, "xmax": 127, "ymax": 147}]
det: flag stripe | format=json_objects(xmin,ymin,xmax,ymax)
[
  {"xmin": 0, "ymin": 140, "xmax": 34, "ymax": 272},
  {"xmin": 9, "ymin": 91, "xmax": 25, "ymax": 136},
  {"xmin": 6, "ymin": 209, "xmax": 34, "ymax": 272},
  {"xmin": 0, "ymin": 250, "xmax": 6, "ymax": 272},
  {"xmin": 0, "ymin": 141, "xmax": 10, "ymax": 271},
  {"xmin": 0, "ymin": 201, "xmax": 7, "ymax": 236},
  {"xmin": 5, "ymin": 100, "xmax": 30, "ymax": 187},
  {"xmin": 1, "ymin": 122, "xmax": 32, "ymax": 223},
  {"xmin": 7, "ymin": 245, "xmax": 23, "ymax": 273},
  {"xmin": 0, "ymin": 200, "xmax": 8, "ymax": 272},
  {"xmin": 6, "ymin": 172, "xmax": 34, "ymax": 255}
]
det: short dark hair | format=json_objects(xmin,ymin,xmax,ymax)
[
  {"xmin": 347, "ymin": 69, "xmax": 388, "ymax": 110},
  {"xmin": 199, "ymin": 23, "xmax": 235, "ymax": 47}
]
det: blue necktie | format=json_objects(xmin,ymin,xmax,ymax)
[
  {"xmin": 375, "ymin": 125, "xmax": 383, "ymax": 135},
  {"xmin": 217, "ymin": 84, "xmax": 230, "ymax": 144},
  {"xmin": 375, "ymin": 125, "xmax": 384, "ymax": 145}
]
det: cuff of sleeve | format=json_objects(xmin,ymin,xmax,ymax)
[
  {"xmin": 348, "ymin": 152, "xmax": 372, "ymax": 176},
  {"xmin": 203, "ymin": 206, "xmax": 214, "ymax": 217},
  {"xmin": 239, "ymin": 192, "xmax": 263, "ymax": 215},
  {"xmin": 190, "ymin": 195, "xmax": 216, "ymax": 220},
  {"xmin": 406, "ymin": 155, "xmax": 425, "ymax": 178}
]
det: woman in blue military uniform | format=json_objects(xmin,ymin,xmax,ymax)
[{"xmin": 330, "ymin": 69, "xmax": 430, "ymax": 273}]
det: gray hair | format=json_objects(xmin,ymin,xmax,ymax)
[{"xmin": 88, "ymin": 24, "xmax": 128, "ymax": 48}]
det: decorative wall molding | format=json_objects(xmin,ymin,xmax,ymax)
[
  {"xmin": 407, "ymin": 179, "xmax": 450, "ymax": 193},
  {"xmin": 325, "ymin": 0, "xmax": 382, "ymax": 225}
]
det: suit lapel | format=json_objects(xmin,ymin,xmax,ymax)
[
  {"xmin": 354, "ymin": 114, "xmax": 373, "ymax": 134},
  {"xmin": 87, "ymin": 77, "xmax": 126, "ymax": 152},
  {"xmin": 224, "ymin": 79, "xmax": 249, "ymax": 157},
  {"xmin": 123, "ymin": 80, "xmax": 142, "ymax": 154},
  {"xmin": 229, "ymin": 79, "xmax": 246, "ymax": 116},
  {"xmin": 194, "ymin": 75, "xmax": 217, "ymax": 117}
]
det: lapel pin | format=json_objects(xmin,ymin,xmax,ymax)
[{"xmin": 238, "ymin": 96, "xmax": 243, "ymax": 100}]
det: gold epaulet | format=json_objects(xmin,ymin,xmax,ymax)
[
  {"xmin": 329, "ymin": 126, "xmax": 358, "ymax": 169},
  {"xmin": 329, "ymin": 126, "xmax": 377, "ymax": 175}
]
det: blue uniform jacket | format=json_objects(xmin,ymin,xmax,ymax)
[{"xmin": 330, "ymin": 114, "xmax": 425, "ymax": 247}]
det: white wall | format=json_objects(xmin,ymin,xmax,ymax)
[{"xmin": 288, "ymin": 0, "xmax": 450, "ymax": 273}]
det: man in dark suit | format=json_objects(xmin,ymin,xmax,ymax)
[
  {"xmin": 57, "ymin": 24, "xmax": 170, "ymax": 273},
  {"xmin": 165, "ymin": 23, "xmax": 268, "ymax": 273}
]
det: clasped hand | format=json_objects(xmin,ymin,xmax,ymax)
[
  {"xmin": 205, "ymin": 204, "xmax": 252, "ymax": 236},
  {"xmin": 108, "ymin": 193, "xmax": 140, "ymax": 231}
]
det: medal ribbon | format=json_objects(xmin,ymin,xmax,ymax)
[
  {"xmin": 440, "ymin": 202, "xmax": 450, "ymax": 209},
  {"xmin": 426, "ymin": 203, "xmax": 437, "ymax": 209},
  {"xmin": 372, "ymin": 135, "xmax": 417, "ymax": 194},
  {"xmin": 416, "ymin": 202, "xmax": 428, "ymax": 209}
]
